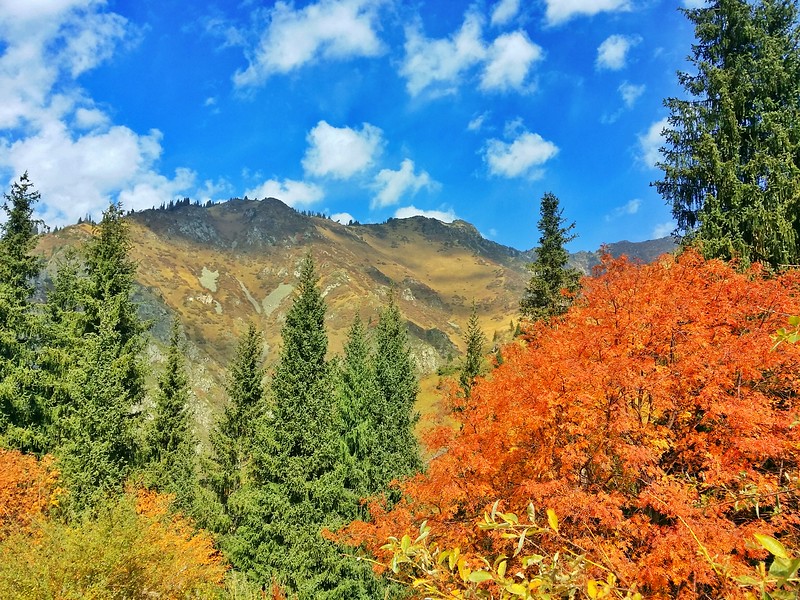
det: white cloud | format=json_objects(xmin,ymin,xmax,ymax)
[
  {"xmin": 605, "ymin": 198, "xmax": 640, "ymax": 221},
  {"xmin": 652, "ymin": 221, "xmax": 676, "ymax": 238},
  {"xmin": 400, "ymin": 10, "xmax": 486, "ymax": 97},
  {"xmin": 682, "ymin": 0, "xmax": 705, "ymax": 7},
  {"xmin": 639, "ymin": 118, "xmax": 668, "ymax": 169},
  {"xmin": 484, "ymin": 129, "xmax": 558, "ymax": 178},
  {"xmin": 544, "ymin": 0, "xmax": 631, "ymax": 25},
  {"xmin": 480, "ymin": 31, "xmax": 542, "ymax": 92},
  {"xmin": 372, "ymin": 159, "xmax": 437, "ymax": 208},
  {"xmin": 233, "ymin": 0, "xmax": 383, "ymax": 87},
  {"xmin": 302, "ymin": 120, "xmax": 383, "ymax": 179},
  {"xmin": 618, "ymin": 81, "xmax": 645, "ymax": 108},
  {"xmin": 596, "ymin": 34, "xmax": 640, "ymax": 71},
  {"xmin": 394, "ymin": 205, "xmax": 457, "ymax": 223},
  {"xmin": 0, "ymin": 0, "xmax": 208, "ymax": 227},
  {"xmin": 244, "ymin": 178, "xmax": 324, "ymax": 207},
  {"xmin": 491, "ymin": 0, "xmax": 520, "ymax": 26},
  {"xmin": 331, "ymin": 211, "xmax": 355, "ymax": 224},
  {"xmin": 467, "ymin": 112, "xmax": 489, "ymax": 132}
]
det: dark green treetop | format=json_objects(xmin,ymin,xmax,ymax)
[
  {"xmin": 143, "ymin": 317, "xmax": 197, "ymax": 511},
  {"xmin": 656, "ymin": 0, "xmax": 800, "ymax": 268},
  {"xmin": 459, "ymin": 301, "xmax": 487, "ymax": 399},
  {"xmin": 520, "ymin": 192, "xmax": 581, "ymax": 321}
]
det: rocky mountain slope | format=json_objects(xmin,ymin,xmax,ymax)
[{"xmin": 36, "ymin": 197, "xmax": 676, "ymax": 423}]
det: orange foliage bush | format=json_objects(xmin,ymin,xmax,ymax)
[
  {"xmin": 347, "ymin": 251, "xmax": 800, "ymax": 599},
  {"xmin": 0, "ymin": 449, "xmax": 61, "ymax": 538}
]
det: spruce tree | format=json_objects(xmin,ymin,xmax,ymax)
[
  {"xmin": 229, "ymin": 254, "xmax": 384, "ymax": 599},
  {"xmin": 459, "ymin": 301, "xmax": 487, "ymax": 399},
  {"xmin": 520, "ymin": 192, "xmax": 581, "ymax": 321},
  {"xmin": 56, "ymin": 203, "xmax": 147, "ymax": 511},
  {"xmin": 656, "ymin": 0, "xmax": 800, "ymax": 268},
  {"xmin": 144, "ymin": 317, "xmax": 197, "ymax": 511},
  {"xmin": 336, "ymin": 316, "xmax": 385, "ymax": 500},
  {"xmin": 0, "ymin": 173, "xmax": 44, "ymax": 452},
  {"xmin": 373, "ymin": 294, "xmax": 422, "ymax": 483},
  {"xmin": 207, "ymin": 323, "xmax": 265, "ymax": 512}
]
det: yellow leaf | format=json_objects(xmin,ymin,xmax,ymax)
[
  {"xmin": 546, "ymin": 508, "xmax": 559, "ymax": 533},
  {"xmin": 587, "ymin": 580, "xmax": 599, "ymax": 599}
]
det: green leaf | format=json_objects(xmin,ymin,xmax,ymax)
[
  {"xmin": 768, "ymin": 556, "xmax": 800, "ymax": 580},
  {"xmin": 468, "ymin": 570, "xmax": 494, "ymax": 583},
  {"xmin": 755, "ymin": 534, "xmax": 790, "ymax": 559}
]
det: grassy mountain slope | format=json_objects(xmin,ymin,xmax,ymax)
[{"xmin": 36, "ymin": 197, "xmax": 676, "ymax": 427}]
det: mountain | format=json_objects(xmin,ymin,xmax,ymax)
[{"xmin": 35, "ymin": 197, "xmax": 677, "ymax": 425}]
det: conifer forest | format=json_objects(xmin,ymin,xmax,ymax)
[{"xmin": 2, "ymin": 1, "xmax": 800, "ymax": 598}]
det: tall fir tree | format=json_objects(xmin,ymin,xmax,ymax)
[
  {"xmin": 335, "ymin": 316, "xmax": 385, "ymax": 500},
  {"xmin": 56, "ymin": 203, "xmax": 148, "ymax": 511},
  {"xmin": 229, "ymin": 254, "xmax": 386, "ymax": 599},
  {"xmin": 373, "ymin": 294, "xmax": 422, "ymax": 484},
  {"xmin": 520, "ymin": 192, "xmax": 581, "ymax": 322},
  {"xmin": 143, "ymin": 317, "xmax": 197, "ymax": 511},
  {"xmin": 459, "ymin": 301, "xmax": 487, "ymax": 399},
  {"xmin": 656, "ymin": 0, "xmax": 800, "ymax": 268},
  {"xmin": 206, "ymin": 323, "xmax": 265, "ymax": 514},
  {"xmin": 0, "ymin": 173, "xmax": 44, "ymax": 452}
]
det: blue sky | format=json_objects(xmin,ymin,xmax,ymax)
[{"xmin": 0, "ymin": 0, "xmax": 703, "ymax": 252}]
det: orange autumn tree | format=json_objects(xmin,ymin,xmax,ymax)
[
  {"xmin": 346, "ymin": 251, "xmax": 800, "ymax": 599},
  {"xmin": 0, "ymin": 448, "xmax": 61, "ymax": 538}
]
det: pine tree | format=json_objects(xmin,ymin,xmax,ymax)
[
  {"xmin": 207, "ymin": 323, "xmax": 265, "ymax": 512},
  {"xmin": 336, "ymin": 316, "xmax": 385, "ymax": 500},
  {"xmin": 656, "ymin": 0, "xmax": 800, "ymax": 268},
  {"xmin": 229, "ymin": 254, "xmax": 385, "ymax": 599},
  {"xmin": 459, "ymin": 301, "xmax": 487, "ymax": 399},
  {"xmin": 373, "ymin": 294, "xmax": 422, "ymax": 484},
  {"xmin": 520, "ymin": 192, "xmax": 581, "ymax": 321},
  {"xmin": 0, "ymin": 173, "xmax": 44, "ymax": 452},
  {"xmin": 144, "ymin": 318, "xmax": 197, "ymax": 511},
  {"xmin": 56, "ymin": 203, "xmax": 148, "ymax": 511}
]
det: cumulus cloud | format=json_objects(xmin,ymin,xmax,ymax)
[
  {"xmin": 544, "ymin": 0, "xmax": 631, "ymax": 25},
  {"xmin": 0, "ymin": 3, "xmax": 204, "ymax": 227},
  {"xmin": 233, "ymin": 0, "xmax": 383, "ymax": 87},
  {"xmin": 596, "ymin": 34, "xmax": 640, "ymax": 70},
  {"xmin": 400, "ymin": 8, "xmax": 542, "ymax": 97},
  {"xmin": 244, "ymin": 178, "xmax": 324, "ymax": 207},
  {"xmin": 331, "ymin": 211, "xmax": 355, "ymax": 224},
  {"xmin": 639, "ymin": 118, "xmax": 668, "ymax": 168},
  {"xmin": 302, "ymin": 120, "xmax": 383, "ymax": 179},
  {"xmin": 491, "ymin": 0, "xmax": 521, "ymax": 26},
  {"xmin": 480, "ymin": 31, "xmax": 542, "ymax": 91},
  {"xmin": 372, "ymin": 159, "xmax": 437, "ymax": 208},
  {"xmin": 400, "ymin": 11, "xmax": 485, "ymax": 97},
  {"xmin": 394, "ymin": 205, "xmax": 457, "ymax": 223},
  {"xmin": 619, "ymin": 81, "xmax": 645, "ymax": 108},
  {"xmin": 484, "ymin": 128, "xmax": 558, "ymax": 178},
  {"xmin": 652, "ymin": 221, "xmax": 676, "ymax": 238}
]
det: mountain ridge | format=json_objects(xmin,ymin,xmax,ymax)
[{"xmin": 36, "ymin": 196, "xmax": 677, "ymax": 420}]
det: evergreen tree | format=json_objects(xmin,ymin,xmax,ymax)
[
  {"xmin": 206, "ymin": 323, "xmax": 265, "ymax": 512},
  {"xmin": 459, "ymin": 301, "xmax": 487, "ymax": 399},
  {"xmin": 336, "ymin": 316, "xmax": 385, "ymax": 500},
  {"xmin": 229, "ymin": 254, "xmax": 385, "ymax": 599},
  {"xmin": 144, "ymin": 317, "xmax": 197, "ymax": 511},
  {"xmin": 656, "ymin": 0, "xmax": 800, "ymax": 268},
  {"xmin": 56, "ymin": 203, "xmax": 148, "ymax": 511},
  {"xmin": 520, "ymin": 192, "xmax": 581, "ymax": 321},
  {"xmin": 0, "ymin": 173, "xmax": 44, "ymax": 452},
  {"xmin": 373, "ymin": 294, "xmax": 422, "ymax": 483}
]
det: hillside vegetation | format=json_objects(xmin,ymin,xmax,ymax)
[{"xmin": 2, "ymin": 1, "xmax": 800, "ymax": 598}]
